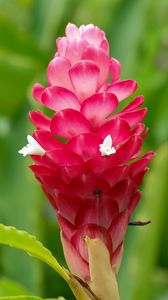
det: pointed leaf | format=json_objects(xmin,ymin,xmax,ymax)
[
  {"xmin": 0, "ymin": 225, "xmax": 94, "ymax": 300},
  {"xmin": 0, "ymin": 279, "xmax": 30, "ymax": 297},
  {"xmin": 0, "ymin": 224, "xmax": 68, "ymax": 282}
]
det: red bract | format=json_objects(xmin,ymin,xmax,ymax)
[{"xmin": 19, "ymin": 23, "xmax": 154, "ymax": 280}]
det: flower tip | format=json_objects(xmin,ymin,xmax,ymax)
[
  {"xmin": 18, "ymin": 135, "xmax": 45, "ymax": 157},
  {"xmin": 99, "ymin": 135, "xmax": 116, "ymax": 156},
  {"xmin": 67, "ymin": 22, "xmax": 75, "ymax": 27},
  {"xmin": 18, "ymin": 148, "xmax": 26, "ymax": 157},
  {"xmin": 66, "ymin": 23, "xmax": 80, "ymax": 40},
  {"xmin": 32, "ymin": 83, "xmax": 45, "ymax": 103},
  {"xmin": 148, "ymin": 151, "xmax": 156, "ymax": 160}
]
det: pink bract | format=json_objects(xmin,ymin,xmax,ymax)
[{"xmin": 27, "ymin": 23, "xmax": 154, "ymax": 280}]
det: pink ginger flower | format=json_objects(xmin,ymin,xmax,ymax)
[{"xmin": 19, "ymin": 23, "xmax": 154, "ymax": 280}]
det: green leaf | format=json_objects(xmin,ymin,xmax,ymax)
[
  {"xmin": 0, "ymin": 224, "xmax": 68, "ymax": 283},
  {"xmin": 0, "ymin": 297, "xmax": 40, "ymax": 300},
  {"xmin": 0, "ymin": 225, "xmax": 93, "ymax": 300},
  {"xmin": 118, "ymin": 144, "xmax": 168, "ymax": 300},
  {"xmin": 0, "ymin": 278, "xmax": 30, "ymax": 297},
  {"xmin": 0, "ymin": 297, "xmax": 64, "ymax": 300}
]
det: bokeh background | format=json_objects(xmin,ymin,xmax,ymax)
[{"xmin": 0, "ymin": 0, "xmax": 168, "ymax": 299}]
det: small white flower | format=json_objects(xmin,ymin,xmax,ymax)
[
  {"xmin": 99, "ymin": 135, "xmax": 116, "ymax": 156},
  {"xmin": 18, "ymin": 135, "xmax": 45, "ymax": 157}
]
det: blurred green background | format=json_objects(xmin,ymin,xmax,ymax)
[{"xmin": 0, "ymin": 0, "xmax": 168, "ymax": 299}]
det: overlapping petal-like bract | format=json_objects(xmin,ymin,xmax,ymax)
[{"xmin": 25, "ymin": 23, "xmax": 154, "ymax": 279}]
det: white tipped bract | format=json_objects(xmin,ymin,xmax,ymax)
[
  {"xmin": 99, "ymin": 135, "xmax": 116, "ymax": 156},
  {"xmin": 18, "ymin": 135, "xmax": 45, "ymax": 157}
]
